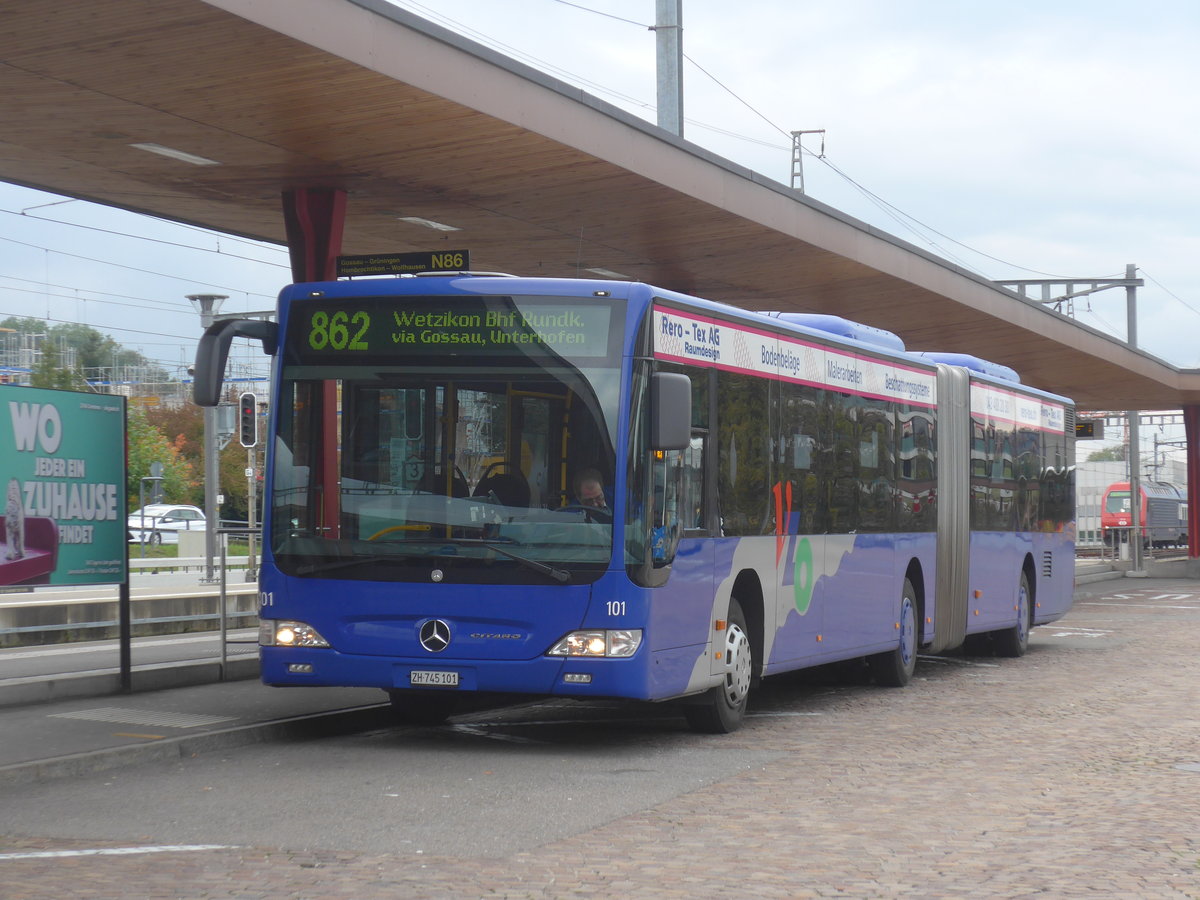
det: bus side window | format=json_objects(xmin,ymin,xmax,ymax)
[
  {"xmin": 683, "ymin": 434, "xmax": 705, "ymax": 531},
  {"xmin": 651, "ymin": 449, "xmax": 682, "ymax": 562},
  {"xmin": 650, "ymin": 433, "xmax": 706, "ymax": 560}
]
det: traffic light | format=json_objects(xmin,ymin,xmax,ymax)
[{"xmin": 239, "ymin": 392, "xmax": 258, "ymax": 448}]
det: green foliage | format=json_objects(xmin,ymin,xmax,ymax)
[
  {"xmin": 126, "ymin": 405, "xmax": 195, "ymax": 509},
  {"xmin": 219, "ymin": 439, "xmax": 258, "ymax": 523},
  {"xmin": 0, "ymin": 316, "xmax": 169, "ymax": 379},
  {"xmin": 1087, "ymin": 445, "xmax": 1126, "ymax": 462},
  {"xmin": 29, "ymin": 339, "xmax": 84, "ymax": 390},
  {"xmin": 142, "ymin": 402, "xmax": 259, "ymax": 522}
]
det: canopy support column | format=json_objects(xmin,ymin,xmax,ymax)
[
  {"xmin": 1185, "ymin": 405, "xmax": 1200, "ymax": 573},
  {"xmin": 282, "ymin": 187, "xmax": 346, "ymax": 282},
  {"xmin": 282, "ymin": 187, "xmax": 346, "ymax": 535}
]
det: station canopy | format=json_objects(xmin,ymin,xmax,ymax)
[{"xmin": 3, "ymin": 0, "xmax": 1198, "ymax": 411}]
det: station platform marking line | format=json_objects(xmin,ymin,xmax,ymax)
[
  {"xmin": 1045, "ymin": 628, "xmax": 1113, "ymax": 638},
  {"xmin": 48, "ymin": 707, "xmax": 237, "ymax": 729},
  {"xmin": 1081, "ymin": 599, "xmax": 1200, "ymax": 610},
  {"xmin": 0, "ymin": 845, "xmax": 235, "ymax": 861}
]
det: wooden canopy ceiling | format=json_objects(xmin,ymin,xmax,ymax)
[{"xmin": 2, "ymin": 0, "xmax": 1196, "ymax": 411}]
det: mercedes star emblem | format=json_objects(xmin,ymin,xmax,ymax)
[{"xmin": 419, "ymin": 618, "xmax": 451, "ymax": 653}]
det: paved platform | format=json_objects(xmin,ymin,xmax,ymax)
[
  {"xmin": 0, "ymin": 570, "xmax": 1191, "ymax": 790},
  {"xmin": 0, "ymin": 676, "xmax": 392, "ymax": 787},
  {"xmin": 2, "ymin": 575, "xmax": 1200, "ymax": 897}
]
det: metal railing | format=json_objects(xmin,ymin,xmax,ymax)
[
  {"xmin": 130, "ymin": 555, "xmax": 251, "ymax": 573},
  {"xmin": 1098, "ymin": 526, "xmax": 1189, "ymax": 562},
  {"xmin": 216, "ymin": 527, "xmax": 261, "ymax": 679}
]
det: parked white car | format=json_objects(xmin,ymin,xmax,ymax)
[{"xmin": 127, "ymin": 504, "xmax": 206, "ymax": 545}]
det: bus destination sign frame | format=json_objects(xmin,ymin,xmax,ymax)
[
  {"xmin": 288, "ymin": 295, "xmax": 620, "ymax": 365},
  {"xmin": 336, "ymin": 250, "xmax": 471, "ymax": 277}
]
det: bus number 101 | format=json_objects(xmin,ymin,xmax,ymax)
[{"xmin": 606, "ymin": 600, "xmax": 626, "ymax": 617}]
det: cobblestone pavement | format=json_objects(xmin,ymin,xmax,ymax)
[{"xmin": 3, "ymin": 579, "xmax": 1200, "ymax": 899}]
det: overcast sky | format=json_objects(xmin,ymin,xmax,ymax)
[{"xmin": 1, "ymin": 0, "xmax": 1197, "ymax": 399}]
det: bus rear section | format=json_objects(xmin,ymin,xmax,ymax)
[{"xmin": 965, "ymin": 375, "xmax": 1074, "ymax": 651}]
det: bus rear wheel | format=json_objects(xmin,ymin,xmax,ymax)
[
  {"xmin": 992, "ymin": 572, "xmax": 1031, "ymax": 658},
  {"xmin": 684, "ymin": 598, "xmax": 753, "ymax": 734},
  {"xmin": 387, "ymin": 689, "xmax": 459, "ymax": 725},
  {"xmin": 867, "ymin": 578, "xmax": 918, "ymax": 687}
]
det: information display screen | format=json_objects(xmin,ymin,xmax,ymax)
[{"xmin": 287, "ymin": 295, "xmax": 618, "ymax": 365}]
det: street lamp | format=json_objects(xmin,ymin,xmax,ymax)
[{"xmin": 188, "ymin": 294, "xmax": 227, "ymax": 583}]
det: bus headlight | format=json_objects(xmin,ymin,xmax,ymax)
[
  {"xmin": 547, "ymin": 629, "xmax": 642, "ymax": 658},
  {"xmin": 260, "ymin": 619, "xmax": 330, "ymax": 648}
]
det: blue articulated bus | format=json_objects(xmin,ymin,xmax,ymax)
[{"xmin": 194, "ymin": 273, "xmax": 1076, "ymax": 733}]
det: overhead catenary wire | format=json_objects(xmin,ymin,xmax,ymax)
[
  {"xmin": 1141, "ymin": 268, "xmax": 1200, "ymax": 320},
  {"xmin": 2, "ymin": 207, "xmax": 291, "ymax": 268},
  {"xmin": 0, "ymin": 278, "xmax": 242, "ymax": 317},
  {"xmin": 550, "ymin": 0, "xmax": 645, "ymax": 28},
  {"xmin": 0, "ymin": 232, "xmax": 278, "ymax": 299},
  {"xmin": 397, "ymin": 0, "xmax": 1107, "ymax": 282}
]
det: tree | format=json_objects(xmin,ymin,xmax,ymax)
[
  {"xmin": 52, "ymin": 322, "xmax": 128, "ymax": 370},
  {"xmin": 29, "ymin": 338, "xmax": 83, "ymax": 390},
  {"xmin": 147, "ymin": 403, "xmax": 204, "ymax": 461},
  {"xmin": 218, "ymin": 439, "xmax": 257, "ymax": 523},
  {"xmin": 126, "ymin": 405, "xmax": 195, "ymax": 510},
  {"xmin": 1087, "ymin": 445, "xmax": 1126, "ymax": 463},
  {"xmin": 143, "ymin": 401, "xmax": 257, "ymax": 522},
  {"xmin": 0, "ymin": 316, "xmax": 170, "ymax": 383}
]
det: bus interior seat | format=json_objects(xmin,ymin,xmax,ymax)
[{"xmin": 473, "ymin": 472, "xmax": 531, "ymax": 508}]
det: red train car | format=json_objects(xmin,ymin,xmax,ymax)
[{"xmin": 1100, "ymin": 481, "xmax": 1188, "ymax": 548}]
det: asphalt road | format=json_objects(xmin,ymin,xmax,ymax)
[{"xmin": 2, "ymin": 578, "xmax": 1200, "ymax": 898}]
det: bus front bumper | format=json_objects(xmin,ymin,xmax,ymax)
[{"xmin": 260, "ymin": 646, "xmax": 657, "ymax": 700}]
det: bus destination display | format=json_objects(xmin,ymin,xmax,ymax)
[
  {"xmin": 336, "ymin": 250, "xmax": 470, "ymax": 277},
  {"xmin": 291, "ymin": 296, "xmax": 615, "ymax": 362}
]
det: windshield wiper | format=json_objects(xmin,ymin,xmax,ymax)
[
  {"xmin": 290, "ymin": 539, "xmax": 571, "ymax": 583},
  {"xmin": 440, "ymin": 537, "xmax": 571, "ymax": 584},
  {"xmin": 294, "ymin": 555, "xmax": 412, "ymax": 576}
]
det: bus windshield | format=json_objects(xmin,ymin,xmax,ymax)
[{"xmin": 270, "ymin": 295, "xmax": 621, "ymax": 584}]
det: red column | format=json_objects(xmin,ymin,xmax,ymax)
[
  {"xmin": 1185, "ymin": 405, "xmax": 1200, "ymax": 559},
  {"xmin": 281, "ymin": 187, "xmax": 346, "ymax": 282},
  {"xmin": 281, "ymin": 188, "xmax": 347, "ymax": 534}
]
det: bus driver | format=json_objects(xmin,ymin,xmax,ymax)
[{"xmin": 574, "ymin": 468, "xmax": 607, "ymax": 510}]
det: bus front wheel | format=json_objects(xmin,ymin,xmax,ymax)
[
  {"xmin": 867, "ymin": 578, "xmax": 918, "ymax": 687},
  {"xmin": 387, "ymin": 689, "xmax": 459, "ymax": 725},
  {"xmin": 683, "ymin": 598, "xmax": 753, "ymax": 734}
]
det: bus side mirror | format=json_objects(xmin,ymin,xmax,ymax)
[
  {"xmin": 193, "ymin": 319, "xmax": 278, "ymax": 407},
  {"xmin": 651, "ymin": 372, "xmax": 691, "ymax": 450}
]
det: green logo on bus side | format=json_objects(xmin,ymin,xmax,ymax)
[{"xmin": 793, "ymin": 537, "xmax": 813, "ymax": 615}]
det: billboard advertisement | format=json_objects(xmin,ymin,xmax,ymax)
[{"xmin": 0, "ymin": 385, "xmax": 127, "ymax": 586}]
